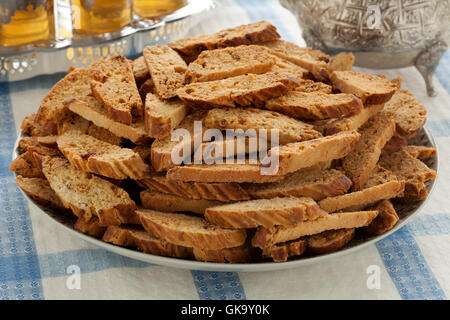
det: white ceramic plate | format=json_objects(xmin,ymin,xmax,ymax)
[{"xmin": 13, "ymin": 128, "xmax": 438, "ymax": 272}]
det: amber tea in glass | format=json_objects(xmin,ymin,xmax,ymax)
[
  {"xmin": 71, "ymin": 0, "xmax": 132, "ymax": 34},
  {"xmin": 133, "ymin": 0, "xmax": 186, "ymax": 18},
  {"xmin": 0, "ymin": 0, "xmax": 55, "ymax": 47}
]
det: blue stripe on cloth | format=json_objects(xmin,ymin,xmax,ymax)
[
  {"xmin": 235, "ymin": 0, "xmax": 298, "ymax": 43},
  {"xmin": 435, "ymin": 50, "xmax": 450, "ymax": 93},
  {"xmin": 38, "ymin": 249, "xmax": 150, "ymax": 278},
  {"xmin": 375, "ymin": 226, "xmax": 446, "ymax": 300},
  {"xmin": 0, "ymin": 82, "xmax": 44, "ymax": 300},
  {"xmin": 407, "ymin": 213, "xmax": 450, "ymax": 237},
  {"xmin": 191, "ymin": 271, "xmax": 246, "ymax": 300},
  {"xmin": 426, "ymin": 119, "xmax": 450, "ymax": 138}
]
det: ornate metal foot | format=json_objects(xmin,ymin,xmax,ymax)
[{"xmin": 415, "ymin": 40, "xmax": 447, "ymax": 97}]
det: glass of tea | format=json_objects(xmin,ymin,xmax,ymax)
[
  {"xmin": 0, "ymin": 0, "xmax": 55, "ymax": 47},
  {"xmin": 71, "ymin": 0, "xmax": 132, "ymax": 34},
  {"xmin": 133, "ymin": 0, "xmax": 187, "ymax": 18}
]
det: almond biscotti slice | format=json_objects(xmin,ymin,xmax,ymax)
[
  {"xmin": 144, "ymin": 93, "xmax": 187, "ymax": 138},
  {"xmin": 185, "ymin": 45, "xmax": 276, "ymax": 83},
  {"xmin": 58, "ymin": 112, "xmax": 122, "ymax": 146},
  {"xmin": 138, "ymin": 170, "xmax": 250, "ymax": 201},
  {"xmin": 21, "ymin": 113, "xmax": 47, "ymax": 137},
  {"xmin": 307, "ymin": 228, "xmax": 355, "ymax": 254},
  {"xmin": 193, "ymin": 243, "xmax": 258, "ymax": 263},
  {"xmin": 265, "ymin": 130, "xmax": 360, "ymax": 176},
  {"xmin": 247, "ymin": 168, "xmax": 352, "ymax": 201},
  {"xmin": 383, "ymin": 90, "xmax": 427, "ymax": 138},
  {"xmin": 141, "ymin": 189, "xmax": 222, "ymax": 214},
  {"xmin": 379, "ymin": 147, "xmax": 436, "ymax": 201},
  {"xmin": 150, "ymin": 110, "xmax": 206, "ymax": 172},
  {"xmin": 168, "ymin": 20, "xmax": 280, "ymax": 63},
  {"xmin": 405, "ymin": 145, "xmax": 436, "ymax": 159},
  {"xmin": 265, "ymin": 91, "xmax": 363, "ymax": 120},
  {"xmin": 143, "ymin": 45, "xmax": 187, "ymax": 99},
  {"xmin": 167, "ymin": 161, "xmax": 286, "ymax": 183},
  {"xmin": 270, "ymin": 56, "xmax": 309, "ymax": 80},
  {"xmin": 318, "ymin": 166, "xmax": 405, "ymax": 212},
  {"xmin": 102, "ymin": 225, "xmax": 193, "ymax": 258},
  {"xmin": 36, "ymin": 68, "xmax": 94, "ymax": 135},
  {"xmin": 65, "ymin": 96, "xmax": 149, "ymax": 144},
  {"xmin": 294, "ymin": 79, "xmax": 333, "ymax": 94},
  {"xmin": 57, "ymin": 130, "xmax": 149, "ymax": 179},
  {"xmin": 37, "ymin": 155, "xmax": 137, "ymax": 226},
  {"xmin": 132, "ymin": 56, "xmax": 150, "ymax": 86},
  {"xmin": 364, "ymin": 200, "xmax": 399, "ymax": 235},
  {"xmin": 329, "ymin": 52, "xmax": 355, "ymax": 71},
  {"xmin": 177, "ymin": 72, "xmax": 300, "ymax": 109},
  {"xmin": 136, "ymin": 209, "xmax": 247, "ymax": 250},
  {"xmin": 317, "ymin": 103, "xmax": 384, "ymax": 135},
  {"xmin": 382, "ymin": 135, "xmax": 408, "ymax": 154},
  {"xmin": 262, "ymin": 238, "xmax": 307, "ymax": 262},
  {"xmin": 261, "ymin": 40, "xmax": 330, "ymax": 81},
  {"xmin": 139, "ymin": 78, "xmax": 155, "ymax": 100},
  {"xmin": 330, "ymin": 71, "xmax": 399, "ymax": 105},
  {"xmin": 251, "ymin": 210, "xmax": 378, "ymax": 248},
  {"xmin": 342, "ymin": 112, "xmax": 396, "ymax": 190},
  {"xmin": 203, "ymin": 107, "xmax": 322, "ymax": 145},
  {"xmin": 90, "ymin": 55, "xmax": 143, "ymax": 124},
  {"xmin": 74, "ymin": 218, "xmax": 107, "ymax": 238},
  {"xmin": 205, "ymin": 197, "xmax": 327, "ymax": 229},
  {"xmin": 15, "ymin": 175, "xmax": 66, "ymax": 211}
]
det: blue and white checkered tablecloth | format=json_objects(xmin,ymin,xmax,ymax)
[{"xmin": 0, "ymin": 0, "xmax": 449, "ymax": 300}]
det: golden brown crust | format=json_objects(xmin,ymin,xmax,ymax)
[
  {"xmin": 203, "ymin": 107, "xmax": 322, "ymax": 145},
  {"xmin": 57, "ymin": 130, "xmax": 149, "ymax": 180},
  {"xmin": 178, "ymin": 72, "xmax": 300, "ymax": 109},
  {"xmin": 102, "ymin": 225, "xmax": 194, "ymax": 258},
  {"xmin": 329, "ymin": 52, "xmax": 355, "ymax": 71},
  {"xmin": 74, "ymin": 218, "xmax": 107, "ymax": 238},
  {"xmin": 266, "ymin": 92, "xmax": 363, "ymax": 120},
  {"xmin": 137, "ymin": 209, "xmax": 247, "ymax": 250},
  {"xmin": 138, "ymin": 173, "xmax": 250, "ymax": 202},
  {"xmin": 318, "ymin": 166, "xmax": 404, "ymax": 212},
  {"xmin": 205, "ymin": 197, "xmax": 326, "ymax": 229},
  {"xmin": 36, "ymin": 68, "xmax": 95, "ymax": 134},
  {"xmin": 307, "ymin": 228, "xmax": 355, "ymax": 254},
  {"xmin": 168, "ymin": 21, "xmax": 280, "ymax": 62},
  {"xmin": 90, "ymin": 55, "xmax": 143, "ymax": 124},
  {"xmin": 330, "ymin": 71, "xmax": 399, "ymax": 105},
  {"xmin": 65, "ymin": 97, "xmax": 150, "ymax": 144},
  {"xmin": 193, "ymin": 243, "xmax": 258, "ymax": 263},
  {"xmin": 15, "ymin": 175, "xmax": 66, "ymax": 210},
  {"xmin": 379, "ymin": 147, "xmax": 436, "ymax": 202},
  {"xmin": 383, "ymin": 90, "xmax": 427, "ymax": 138},
  {"xmin": 144, "ymin": 93, "xmax": 187, "ymax": 138},
  {"xmin": 37, "ymin": 155, "xmax": 137, "ymax": 226},
  {"xmin": 132, "ymin": 56, "xmax": 150, "ymax": 86},
  {"xmin": 140, "ymin": 189, "xmax": 221, "ymax": 214},
  {"xmin": 185, "ymin": 45, "xmax": 276, "ymax": 83},
  {"xmin": 251, "ymin": 210, "xmax": 378, "ymax": 248},
  {"xmin": 364, "ymin": 200, "xmax": 399, "ymax": 235},
  {"xmin": 266, "ymin": 130, "xmax": 360, "ymax": 176},
  {"xmin": 263, "ymin": 238, "xmax": 307, "ymax": 262},
  {"xmin": 143, "ymin": 45, "xmax": 187, "ymax": 99},
  {"xmin": 167, "ymin": 162, "xmax": 287, "ymax": 183},
  {"xmin": 247, "ymin": 168, "xmax": 352, "ymax": 201},
  {"xmin": 342, "ymin": 112, "xmax": 396, "ymax": 190}
]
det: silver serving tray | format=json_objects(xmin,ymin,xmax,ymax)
[
  {"xmin": 12, "ymin": 128, "xmax": 438, "ymax": 272},
  {"xmin": 0, "ymin": 0, "xmax": 215, "ymax": 82}
]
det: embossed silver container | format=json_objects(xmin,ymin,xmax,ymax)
[{"xmin": 280, "ymin": 0, "xmax": 450, "ymax": 96}]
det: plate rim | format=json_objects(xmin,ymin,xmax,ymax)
[{"xmin": 13, "ymin": 126, "xmax": 439, "ymax": 272}]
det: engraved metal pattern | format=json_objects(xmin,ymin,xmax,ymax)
[{"xmin": 280, "ymin": 0, "xmax": 450, "ymax": 96}]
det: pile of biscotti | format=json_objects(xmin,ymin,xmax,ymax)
[{"xmin": 11, "ymin": 21, "xmax": 437, "ymax": 263}]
